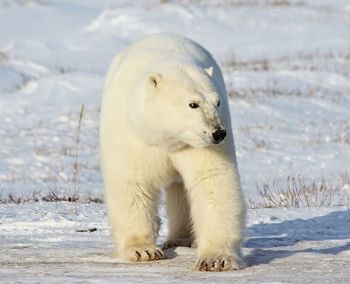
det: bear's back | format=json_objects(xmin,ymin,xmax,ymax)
[
  {"xmin": 120, "ymin": 34, "xmax": 216, "ymax": 76},
  {"xmin": 124, "ymin": 33, "xmax": 212, "ymax": 63}
]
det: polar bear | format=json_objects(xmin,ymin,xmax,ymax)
[{"xmin": 100, "ymin": 34, "xmax": 246, "ymax": 271}]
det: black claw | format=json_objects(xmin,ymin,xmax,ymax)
[
  {"xmin": 199, "ymin": 260, "xmax": 207, "ymax": 271},
  {"xmin": 155, "ymin": 250, "xmax": 161, "ymax": 259},
  {"xmin": 221, "ymin": 259, "xmax": 225, "ymax": 268},
  {"xmin": 135, "ymin": 251, "xmax": 141, "ymax": 261},
  {"xmin": 210, "ymin": 261, "xmax": 216, "ymax": 270},
  {"xmin": 155, "ymin": 249, "xmax": 164, "ymax": 259},
  {"xmin": 154, "ymin": 251, "xmax": 159, "ymax": 259},
  {"xmin": 145, "ymin": 250, "xmax": 152, "ymax": 260}
]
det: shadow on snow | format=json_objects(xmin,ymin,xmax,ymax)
[{"xmin": 245, "ymin": 209, "xmax": 350, "ymax": 267}]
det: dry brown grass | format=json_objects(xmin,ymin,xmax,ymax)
[
  {"xmin": 0, "ymin": 190, "xmax": 103, "ymax": 204},
  {"xmin": 71, "ymin": 104, "xmax": 85, "ymax": 208},
  {"xmin": 222, "ymin": 50, "xmax": 350, "ymax": 73},
  {"xmin": 222, "ymin": 49, "xmax": 350, "ymax": 101},
  {"xmin": 248, "ymin": 174, "xmax": 350, "ymax": 208}
]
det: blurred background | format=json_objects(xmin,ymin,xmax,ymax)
[{"xmin": 1, "ymin": 0, "xmax": 349, "ymax": 205}]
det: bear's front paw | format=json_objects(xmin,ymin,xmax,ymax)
[
  {"xmin": 124, "ymin": 246, "xmax": 165, "ymax": 261},
  {"xmin": 195, "ymin": 255, "xmax": 245, "ymax": 272},
  {"xmin": 162, "ymin": 237, "xmax": 192, "ymax": 249}
]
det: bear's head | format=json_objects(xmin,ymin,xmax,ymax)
[{"xmin": 127, "ymin": 64, "xmax": 228, "ymax": 151}]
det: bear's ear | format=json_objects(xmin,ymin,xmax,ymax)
[
  {"xmin": 146, "ymin": 72, "xmax": 162, "ymax": 89},
  {"xmin": 205, "ymin": 66, "xmax": 213, "ymax": 77}
]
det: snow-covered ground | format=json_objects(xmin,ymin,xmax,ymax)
[
  {"xmin": 1, "ymin": 203, "xmax": 349, "ymax": 283},
  {"xmin": 1, "ymin": 0, "xmax": 350, "ymax": 282}
]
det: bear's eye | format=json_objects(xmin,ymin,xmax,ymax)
[
  {"xmin": 189, "ymin": 102, "xmax": 199, "ymax": 109},
  {"xmin": 217, "ymin": 101, "xmax": 220, "ymax": 107}
]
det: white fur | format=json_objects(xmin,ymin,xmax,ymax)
[{"xmin": 100, "ymin": 34, "xmax": 246, "ymax": 271}]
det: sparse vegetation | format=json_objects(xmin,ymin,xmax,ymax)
[
  {"xmin": 2, "ymin": 174, "xmax": 349, "ymax": 209},
  {"xmin": 71, "ymin": 104, "xmax": 85, "ymax": 211},
  {"xmin": 222, "ymin": 50, "xmax": 350, "ymax": 73},
  {"xmin": 248, "ymin": 174, "xmax": 350, "ymax": 209},
  {"xmin": 221, "ymin": 49, "xmax": 350, "ymax": 101},
  {"xmin": 0, "ymin": 190, "xmax": 103, "ymax": 204}
]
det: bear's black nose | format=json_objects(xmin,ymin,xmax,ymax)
[{"xmin": 212, "ymin": 128, "xmax": 226, "ymax": 144}]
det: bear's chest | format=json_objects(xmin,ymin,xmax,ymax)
[{"xmin": 132, "ymin": 147, "xmax": 178, "ymax": 188}]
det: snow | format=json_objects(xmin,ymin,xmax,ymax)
[
  {"xmin": 1, "ymin": 203, "xmax": 349, "ymax": 283},
  {"xmin": 1, "ymin": 0, "xmax": 350, "ymax": 282}
]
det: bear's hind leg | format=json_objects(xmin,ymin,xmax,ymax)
[{"xmin": 163, "ymin": 182, "xmax": 193, "ymax": 249}]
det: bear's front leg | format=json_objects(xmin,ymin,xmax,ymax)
[
  {"xmin": 105, "ymin": 180, "xmax": 165, "ymax": 262},
  {"xmin": 170, "ymin": 148, "xmax": 246, "ymax": 271}
]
